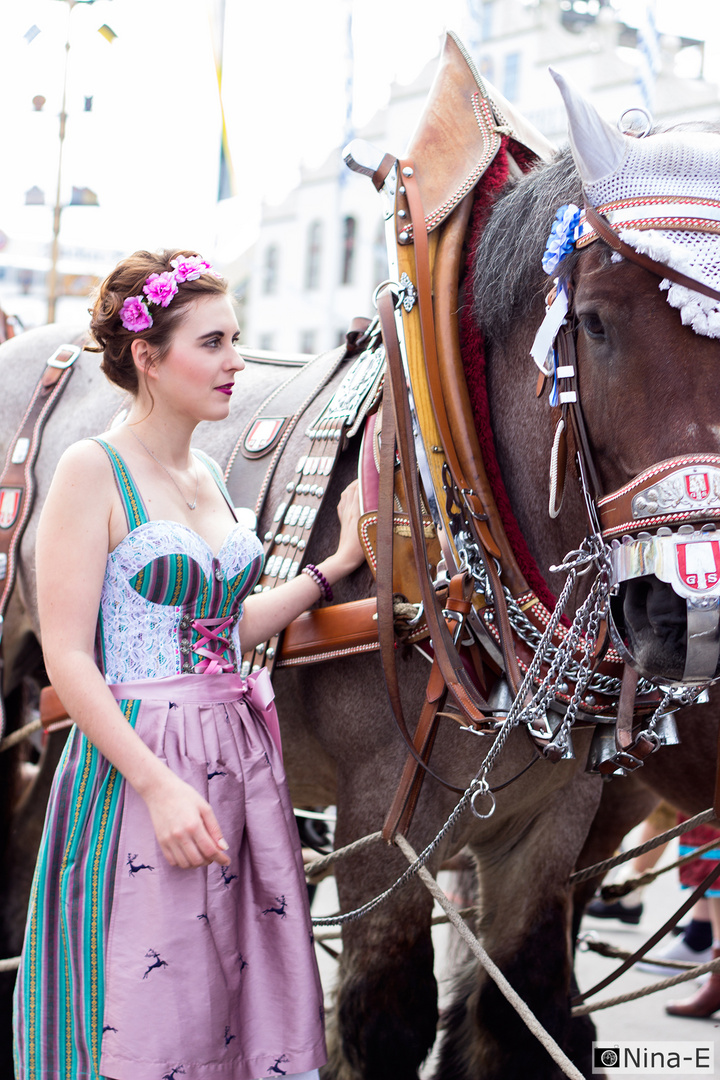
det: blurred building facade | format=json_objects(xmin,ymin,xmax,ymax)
[{"xmin": 242, "ymin": 0, "xmax": 720, "ymax": 354}]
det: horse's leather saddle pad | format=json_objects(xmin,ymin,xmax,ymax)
[{"xmin": 403, "ymin": 31, "xmax": 554, "ymax": 236}]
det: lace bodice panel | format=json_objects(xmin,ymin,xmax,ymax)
[{"xmin": 98, "ymin": 520, "xmax": 264, "ymax": 683}]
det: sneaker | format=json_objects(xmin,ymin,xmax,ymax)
[
  {"xmin": 585, "ymin": 897, "xmax": 643, "ymax": 925},
  {"xmin": 636, "ymin": 936, "xmax": 714, "ymax": 976}
]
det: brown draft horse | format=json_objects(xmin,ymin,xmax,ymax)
[{"xmin": 1, "ymin": 97, "xmax": 720, "ymax": 1080}]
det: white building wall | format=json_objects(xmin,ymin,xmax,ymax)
[{"xmin": 244, "ymin": 0, "xmax": 720, "ymax": 354}]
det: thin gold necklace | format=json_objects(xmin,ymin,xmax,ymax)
[{"xmin": 128, "ymin": 428, "xmax": 199, "ymax": 511}]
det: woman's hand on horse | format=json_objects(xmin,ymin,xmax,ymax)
[
  {"xmin": 143, "ymin": 771, "xmax": 231, "ymax": 869},
  {"xmin": 333, "ymin": 479, "xmax": 365, "ymax": 575}
]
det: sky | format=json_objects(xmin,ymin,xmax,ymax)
[{"xmin": 0, "ymin": 0, "xmax": 718, "ymax": 273}]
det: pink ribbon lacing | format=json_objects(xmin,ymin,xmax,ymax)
[{"xmin": 190, "ymin": 615, "xmax": 236, "ymax": 674}]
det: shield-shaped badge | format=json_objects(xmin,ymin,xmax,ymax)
[
  {"xmin": 0, "ymin": 487, "xmax": 21, "ymax": 530},
  {"xmin": 685, "ymin": 472, "xmax": 710, "ymax": 502},
  {"xmin": 243, "ymin": 417, "xmax": 285, "ymax": 456},
  {"xmin": 676, "ymin": 539, "xmax": 720, "ymax": 591}
]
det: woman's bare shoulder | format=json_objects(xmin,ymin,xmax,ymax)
[{"xmin": 49, "ymin": 438, "xmax": 116, "ymax": 498}]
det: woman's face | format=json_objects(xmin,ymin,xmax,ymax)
[{"xmin": 148, "ymin": 294, "xmax": 244, "ymax": 421}]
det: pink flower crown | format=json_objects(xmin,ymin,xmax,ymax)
[{"xmin": 119, "ymin": 256, "xmax": 219, "ymax": 332}]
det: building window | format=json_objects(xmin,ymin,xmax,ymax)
[
  {"xmin": 299, "ymin": 330, "xmax": 316, "ymax": 354},
  {"xmin": 305, "ymin": 220, "xmax": 323, "ymax": 290},
  {"xmin": 469, "ymin": 0, "xmax": 494, "ymax": 41},
  {"xmin": 262, "ymin": 245, "xmax": 279, "ymax": 295},
  {"xmin": 340, "ymin": 216, "xmax": 357, "ymax": 285},
  {"xmin": 258, "ymin": 332, "xmax": 274, "ymax": 351},
  {"xmin": 503, "ymin": 51, "xmax": 521, "ymax": 102}
]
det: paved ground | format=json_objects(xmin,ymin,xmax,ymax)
[{"xmin": 308, "ymin": 824, "xmax": 719, "ymax": 1078}]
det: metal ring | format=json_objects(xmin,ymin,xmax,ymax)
[
  {"xmin": 406, "ymin": 602, "xmax": 425, "ymax": 628},
  {"xmin": 577, "ymin": 931, "xmax": 598, "ymax": 953},
  {"xmin": 470, "ymin": 780, "xmax": 496, "ymax": 820},
  {"xmin": 617, "ymin": 107, "xmax": 652, "ymax": 139},
  {"xmin": 372, "ymin": 279, "xmax": 401, "ymax": 310}
]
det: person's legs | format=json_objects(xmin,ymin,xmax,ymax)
[
  {"xmin": 586, "ymin": 813, "xmax": 669, "ymax": 924},
  {"xmin": 666, "ymin": 897, "xmax": 720, "ymax": 1017}
]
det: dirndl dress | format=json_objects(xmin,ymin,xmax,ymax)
[{"xmin": 13, "ymin": 440, "xmax": 326, "ymax": 1080}]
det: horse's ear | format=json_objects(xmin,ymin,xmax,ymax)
[{"xmin": 549, "ymin": 67, "xmax": 627, "ymax": 189}]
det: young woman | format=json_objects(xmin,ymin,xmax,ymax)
[{"xmin": 13, "ymin": 250, "xmax": 365, "ymax": 1080}]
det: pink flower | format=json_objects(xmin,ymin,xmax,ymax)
[
  {"xmin": 171, "ymin": 256, "xmax": 213, "ymax": 282},
  {"xmin": 119, "ymin": 296, "xmax": 153, "ymax": 332},
  {"xmin": 143, "ymin": 271, "xmax": 179, "ymax": 307}
]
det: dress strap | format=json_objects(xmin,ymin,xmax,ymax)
[
  {"xmin": 192, "ymin": 448, "xmax": 238, "ymax": 521},
  {"xmin": 90, "ymin": 437, "xmax": 149, "ymax": 530}
]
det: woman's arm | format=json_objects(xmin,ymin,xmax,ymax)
[
  {"xmin": 36, "ymin": 442, "xmax": 229, "ymax": 869},
  {"xmin": 239, "ymin": 479, "xmax": 365, "ymax": 650}
]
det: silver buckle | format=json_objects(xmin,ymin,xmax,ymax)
[{"xmin": 47, "ymin": 344, "xmax": 82, "ymax": 370}]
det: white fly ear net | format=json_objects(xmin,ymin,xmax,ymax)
[{"xmin": 584, "ymin": 130, "xmax": 720, "ymax": 340}]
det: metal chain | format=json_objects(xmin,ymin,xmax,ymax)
[{"xmin": 310, "ymin": 535, "xmax": 707, "ymax": 927}]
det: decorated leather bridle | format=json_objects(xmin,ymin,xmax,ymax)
[{"xmin": 535, "ymin": 199, "xmax": 720, "ymax": 688}]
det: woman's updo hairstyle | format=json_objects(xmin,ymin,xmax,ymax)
[{"xmin": 89, "ymin": 249, "xmax": 228, "ymax": 394}]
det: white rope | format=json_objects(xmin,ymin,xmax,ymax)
[
  {"xmin": 572, "ymin": 956, "xmax": 720, "ymax": 1016},
  {"xmin": 394, "ymin": 834, "xmax": 585, "ymax": 1080}
]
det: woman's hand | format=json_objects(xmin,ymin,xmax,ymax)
[
  {"xmin": 333, "ymin": 479, "xmax": 366, "ymax": 576},
  {"xmin": 143, "ymin": 770, "xmax": 231, "ymax": 869}
]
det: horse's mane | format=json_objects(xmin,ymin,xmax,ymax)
[
  {"xmin": 472, "ymin": 146, "xmax": 581, "ymax": 346},
  {"xmin": 473, "ymin": 119, "xmax": 720, "ymax": 346}
]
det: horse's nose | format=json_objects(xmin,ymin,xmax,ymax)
[{"xmin": 620, "ymin": 576, "xmax": 688, "ymax": 680}]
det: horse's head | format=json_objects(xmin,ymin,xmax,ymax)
[{"xmin": 475, "ymin": 75, "xmax": 720, "ymax": 687}]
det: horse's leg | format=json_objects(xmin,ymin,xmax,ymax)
[
  {"xmin": 323, "ymin": 760, "xmax": 445, "ymax": 1080},
  {"xmin": 435, "ymin": 758, "xmax": 602, "ymax": 1080}
]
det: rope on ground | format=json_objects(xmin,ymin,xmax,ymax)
[
  {"xmin": 572, "ymin": 956, "xmax": 720, "ymax": 1016},
  {"xmin": 0, "ymin": 956, "xmax": 20, "ymax": 973},
  {"xmin": 569, "ymin": 807, "xmax": 717, "ymax": 885},
  {"xmin": 0, "ymin": 717, "xmax": 42, "ymax": 753},
  {"xmin": 394, "ymin": 833, "xmax": 585, "ymax": 1080},
  {"xmin": 579, "ymin": 936, "xmax": 703, "ymax": 969},
  {"xmin": 598, "ymin": 834, "xmax": 720, "ymax": 900},
  {"xmin": 304, "ymin": 831, "xmax": 383, "ymax": 883}
]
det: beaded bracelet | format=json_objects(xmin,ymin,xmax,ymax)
[{"xmin": 301, "ymin": 563, "xmax": 334, "ymax": 603}]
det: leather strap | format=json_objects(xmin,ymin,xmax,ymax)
[
  {"xmin": 39, "ymin": 684, "xmax": 73, "ymax": 733},
  {"xmin": 275, "ymin": 597, "xmax": 379, "ymax": 664},
  {"xmin": 372, "ymin": 153, "xmax": 396, "ymax": 193},
  {"xmin": 0, "ymin": 342, "xmax": 81, "ymax": 738},
  {"xmin": 584, "ymin": 204, "xmax": 720, "ymax": 304},
  {"xmin": 377, "ymin": 285, "xmax": 491, "ymax": 724},
  {"xmin": 375, "ymin": 345, "xmax": 465, "ymax": 794},
  {"xmin": 381, "ymin": 659, "xmax": 447, "ymax": 841},
  {"xmin": 556, "ymin": 319, "xmax": 603, "ymax": 502},
  {"xmin": 401, "ymin": 161, "xmax": 523, "ymax": 696}
]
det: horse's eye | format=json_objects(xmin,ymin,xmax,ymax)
[{"xmin": 579, "ymin": 312, "xmax": 605, "ymax": 340}]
